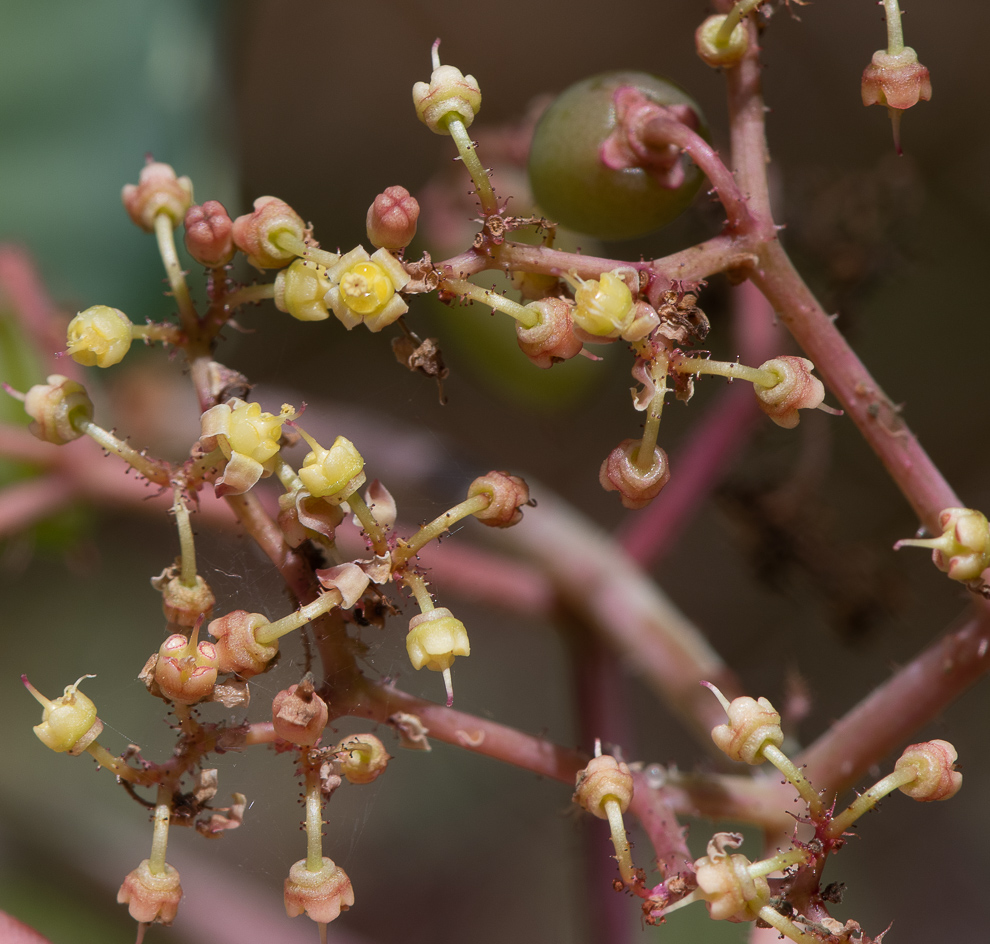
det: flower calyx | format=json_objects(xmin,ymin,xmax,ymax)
[
  {"xmin": 412, "ymin": 42, "xmax": 482, "ymax": 135},
  {"xmin": 695, "ymin": 14, "xmax": 751, "ymax": 68},
  {"xmin": 753, "ymin": 356, "xmax": 826, "ymax": 429},
  {"xmin": 324, "ymin": 246, "xmax": 410, "ymax": 332},
  {"xmin": 118, "ymin": 859, "xmax": 183, "ymax": 928},
  {"xmin": 66, "ymin": 305, "xmax": 133, "ymax": 368},
  {"xmin": 284, "ymin": 857, "xmax": 354, "ymax": 926},
  {"xmin": 895, "ymin": 739, "xmax": 962, "ymax": 802},
  {"xmin": 232, "ymin": 196, "xmax": 307, "ymax": 270},
  {"xmin": 122, "ymin": 159, "xmax": 193, "ymax": 232},
  {"xmin": 334, "ymin": 734, "xmax": 391, "ymax": 784},
  {"xmin": 515, "ymin": 297, "xmax": 584, "ymax": 369},
  {"xmin": 208, "ymin": 610, "xmax": 279, "ymax": 677},
  {"xmin": 894, "ymin": 507, "xmax": 990, "ymax": 584},
  {"xmin": 707, "ymin": 685, "xmax": 783, "ymax": 765},
  {"xmin": 599, "ymin": 439, "xmax": 671, "ymax": 509},
  {"xmin": 23, "ymin": 674, "xmax": 103, "ymax": 754},
  {"xmin": 152, "ymin": 565, "xmax": 216, "ymax": 627},
  {"xmin": 466, "ymin": 471, "xmax": 531, "ymax": 528},
  {"xmin": 272, "ymin": 677, "xmax": 329, "ymax": 746},
  {"xmin": 22, "ymin": 374, "xmax": 93, "ymax": 445},
  {"xmin": 573, "ymin": 753, "xmax": 634, "ymax": 819}
]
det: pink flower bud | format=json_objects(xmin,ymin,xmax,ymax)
[
  {"xmin": 516, "ymin": 298, "xmax": 584, "ymax": 368},
  {"xmin": 272, "ymin": 679, "xmax": 328, "ymax": 746},
  {"xmin": 466, "ymin": 471, "xmax": 530, "ymax": 527},
  {"xmin": 599, "ymin": 439, "xmax": 670, "ymax": 509},
  {"xmin": 208, "ymin": 610, "xmax": 278, "ymax": 677},
  {"xmin": 121, "ymin": 160, "xmax": 193, "ymax": 232},
  {"xmin": 366, "ymin": 185, "xmax": 420, "ymax": 250},
  {"xmin": 232, "ymin": 196, "xmax": 306, "ymax": 270},
  {"xmin": 895, "ymin": 739, "xmax": 962, "ymax": 802},
  {"xmin": 573, "ymin": 754, "xmax": 633, "ymax": 818},
  {"xmin": 184, "ymin": 201, "xmax": 234, "ymax": 267},
  {"xmin": 117, "ymin": 859, "xmax": 182, "ymax": 926},
  {"xmin": 153, "ymin": 632, "xmax": 219, "ymax": 705},
  {"xmin": 753, "ymin": 356, "xmax": 825, "ymax": 429}
]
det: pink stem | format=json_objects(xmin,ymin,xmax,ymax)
[
  {"xmin": 639, "ymin": 114, "xmax": 752, "ymax": 231},
  {"xmin": 795, "ymin": 603, "xmax": 990, "ymax": 799}
]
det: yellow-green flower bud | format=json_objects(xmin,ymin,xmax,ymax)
[
  {"xmin": 66, "ymin": 305, "xmax": 133, "ymax": 368},
  {"xmin": 412, "ymin": 45, "xmax": 482, "ymax": 134},
  {"xmin": 275, "ymin": 259, "xmax": 333, "ymax": 322},
  {"xmin": 572, "ymin": 272, "xmax": 634, "ymax": 337},
  {"xmin": 406, "ymin": 607, "xmax": 470, "ymax": 672},
  {"xmin": 296, "ymin": 429, "xmax": 366, "ymax": 502},
  {"xmin": 23, "ymin": 674, "xmax": 103, "ymax": 754}
]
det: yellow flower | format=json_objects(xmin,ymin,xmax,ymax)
[
  {"xmin": 66, "ymin": 305, "xmax": 133, "ymax": 368},
  {"xmin": 325, "ymin": 246, "xmax": 410, "ymax": 332}
]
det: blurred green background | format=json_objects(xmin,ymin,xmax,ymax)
[{"xmin": 2, "ymin": 1, "xmax": 989, "ymax": 943}]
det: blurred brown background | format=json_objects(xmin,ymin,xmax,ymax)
[{"xmin": 1, "ymin": 1, "xmax": 988, "ymax": 943}]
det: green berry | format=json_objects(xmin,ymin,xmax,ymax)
[{"xmin": 528, "ymin": 71, "xmax": 706, "ymax": 241}]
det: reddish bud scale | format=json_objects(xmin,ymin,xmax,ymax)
[
  {"xmin": 117, "ymin": 860, "xmax": 182, "ymax": 926},
  {"xmin": 861, "ymin": 48, "xmax": 931, "ymax": 111},
  {"xmin": 121, "ymin": 161, "xmax": 193, "ymax": 232},
  {"xmin": 208, "ymin": 610, "xmax": 278, "ymax": 677},
  {"xmin": 753, "ymin": 356, "xmax": 824, "ymax": 429},
  {"xmin": 284, "ymin": 858, "xmax": 354, "ymax": 924}
]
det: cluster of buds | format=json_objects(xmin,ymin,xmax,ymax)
[
  {"xmin": 121, "ymin": 160, "xmax": 193, "ymax": 232},
  {"xmin": 895, "ymin": 507, "xmax": 990, "ymax": 584},
  {"xmin": 22, "ymin": 374, "xmax": 93, "ymax": 445},
  {"xmin": 200, "ymin": 399, "xmax": 296, "ymax": 497},
  {"xmin": 65, "ymin": 305, "xmax": 134, "ymax": 368}
]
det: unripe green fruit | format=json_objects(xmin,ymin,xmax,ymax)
[{"xmin": 528, "ymin": 72, "xmax": 706, "ymax": 241}]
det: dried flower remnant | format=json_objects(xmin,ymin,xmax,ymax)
[{"xmin": 272, "ymin": 678, "xmax": 329, "ymax": 746}]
